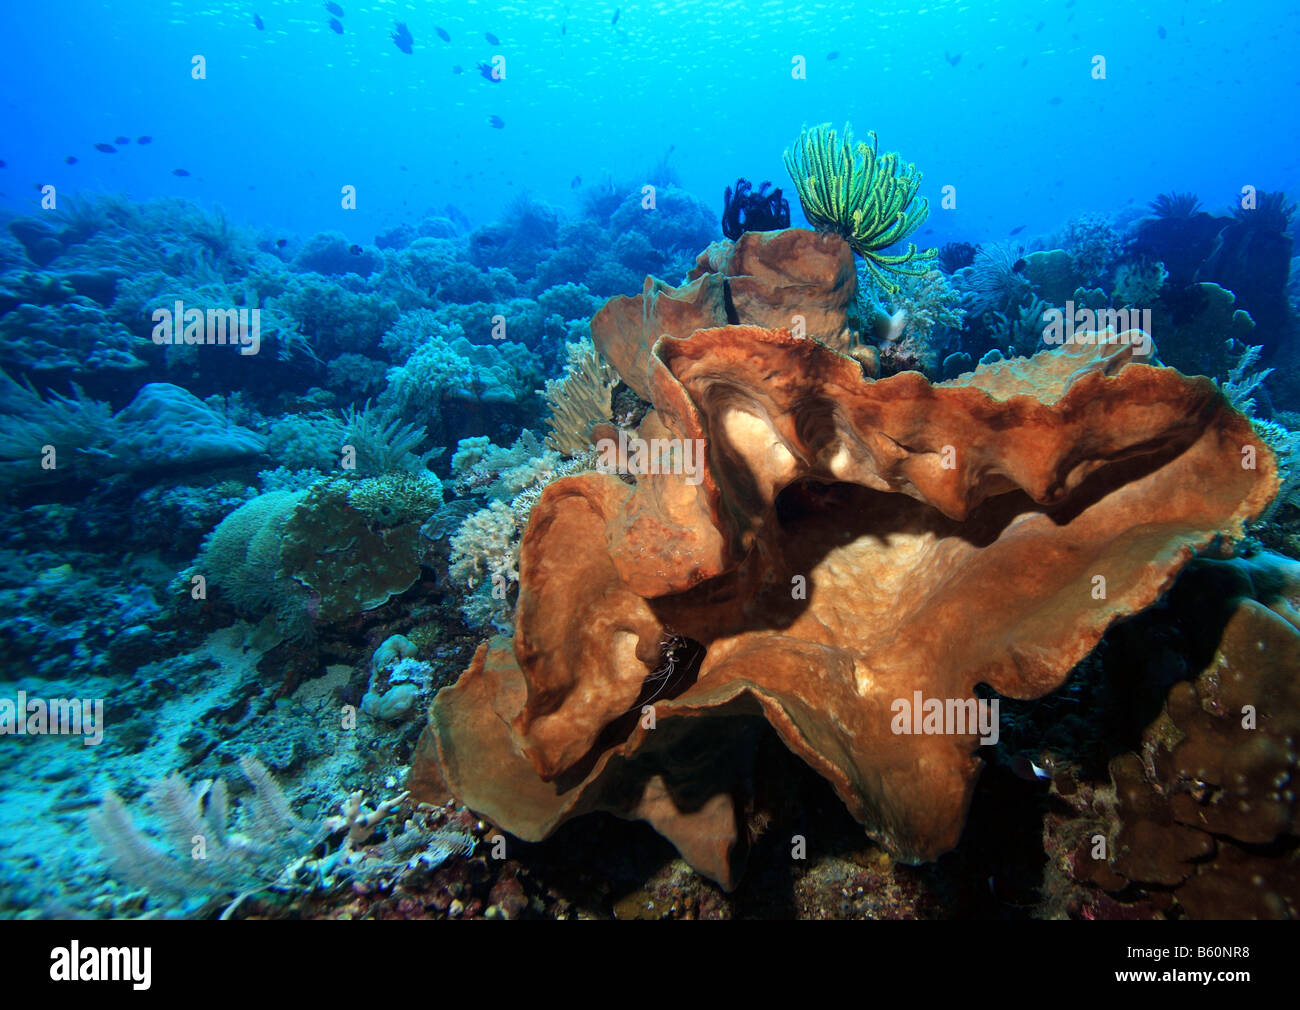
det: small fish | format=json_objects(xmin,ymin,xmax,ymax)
[
  {"xmin": 1035, "ymin": 20, "xmax": 1044, "ymax": 31},
  {"xmin": 1048, "ymin": 96, "xmax": 1062, "ymax": 105},
  {"xmin": 1157, "ymin": 25, "xmax": 1166, "ymax": 39},
  {"xmin": 485, "ymin": 32, "xmax": 500, "ymax": 45},
  {"xmin": 826, "ymin": 50, "xmax": 839, "ymax": 61},
  {"xmin": 1009, "ymin": 755, "xmax": 1052, "ymax": 783},
  {"xmin": 435, "ymin": 26, "xmax": 450, "ymax": 42},
  {"xmin": 944, "ymin": 50, "xmax": 961, "ymax": 67},
  {"xmin": 561, "ymin": 22, "xmax": 566, "ymax": 35},
  {"xmin": 325, "ymin": 2, "xmax": 343, "ymax": 16},
  {"xmin": 94, "ymin": 143, "xmax": 117, "ymax": 153},
  {"xmin": 275, "ymin": 238, "xmax": 288, "ymax": 248},
  {"xmin": 65, "ymin": 155, "xmax": 78, "ymax": 164},
  {"xmin": 137, "ymin": 135, "xmax": 152, "ymax": 145},
  {"xmin": 488, "ymin": 115, "xmax": 505, "ymax": 128},
  {"xmin": 254, "ymin": 13, "xmax": 264, "ymax": 30},
  {"xmin": 1020, "ymin": 57, "xmax": 1028, "ymax": 68},
  {"xmin": 0, "ymin": 160, "xmax": 5, "ymax": 169},
  {"xmin": 328, "ymin": 18, "xmax": 343, "ymax": 34},
  {"xmin": 349, "ymin": 244, "xmax": 362, "ymax": 255},
  {"xmin": 477, "ymin": 61, "xmax": 501, "ymax": 82},
  {"xmin": 571, "ymin": 175, "xmax": 582, "ymax": 188},
  {"xmin": 1009, "ymin": 224, "xmax": 1025, "ymax": 235},
  {"xmin": 612, "ymin": 8, "xmax": 620, "ymax": 26},
  {"xmin": 391, "ymin": 21, "xmax": 413, "ymax": 54},
  {"xmin": 172, "ymin": 168, "xmax": 190, "ymax": 176},
  {"xmin": 115, "ymin": 136, "xmax": 130, "ymax": 145},
  {"xmin": 451, "ymin": 64, "xmax": 463, "ymax": 74}
]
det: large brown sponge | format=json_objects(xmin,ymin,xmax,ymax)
[{"xmin": 410, "ymin": 231, "xmax": 1278, "ymax": 889}]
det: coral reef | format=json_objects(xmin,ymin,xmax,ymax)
[
  {"xmin": 2, "ymin": 158, "xmax": 1296, "ymax": 922},
  {"xmin": 410, "ymin": 232, "xmax": 1276, "ymax": 889}
]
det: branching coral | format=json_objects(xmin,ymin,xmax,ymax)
[
  {"xmin": 1056, "ymin": 213, "xmax": 1124, "ymax": 285},
  {"xmin": 869, "ymin": 268, "xmax": 965, "ymax": 375},
  {"xmin": 991, "ymin": 294, "xmax": 1050, "ymax": 359},
  {"xmin": 783, "ymin": 123, "xmax": 935, "ymax": 294}
]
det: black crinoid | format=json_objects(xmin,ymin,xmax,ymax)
[
  {"xmin": 721, "ymin": 178, "xmax": 790, "ymax": 240},
  {"xmin": 937, "ymin": 240, "xmax": 977, "ymax": 273},
  {"xmin": 1232, "ymin": 190, "xmax": 1296, "ymax": 234},
  {"xmin": 1148, "ymin": 191, "xmax": 1203, "ymax": 219}
]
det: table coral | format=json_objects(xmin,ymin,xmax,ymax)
[{"xmin": 410, "ymin": 231, "xmax": 1277, "ymax": 889}]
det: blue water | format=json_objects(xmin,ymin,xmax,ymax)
[{"xmin": 4, "ymin": 0, "xmax": 1296, "ymax": 240}]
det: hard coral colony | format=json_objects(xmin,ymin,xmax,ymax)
[{"xmin": 0, "ymin": 11, "xmax": 1297, "ymax": 935}]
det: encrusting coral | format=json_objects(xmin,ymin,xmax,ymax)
[
  {"xmin": 783, "ymin": 123, "xmax": 935, "ymax": 294},
  {"xmin": 410, "ymin": 229, "xmax": 1278, "ymax": 890}
]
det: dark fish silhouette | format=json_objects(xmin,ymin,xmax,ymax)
[
  {"xmin": 485, "ymin": 32, "xmax": 500, "ymax": 45},
  {"xmin": 137, "ymin": 135, "xmax": 152, "ymax": 144},
  {"xmin": 562, "ymin": 22, "xmax": 566, "ymax": 35},
  {"xmin": 1020, "ymin": 57, "xmax": 1028, "ymax": 67},
  {"xmin": 571, "ymin": 175, "xmax": 582, "ymax": 188},
  {"xmin": 1157, "ymin": 25, "xmax": 1166, "ymax": 39},
  {"xmin": 612, "ymin": 8, "xmax": 619, "ymax": 25},
  {"xmin": 488, "ymin": 115, "xmax": 505, "ymax": 128},
  {"xmin": 325, "ymin": 2, "xmax": 343, "ymax": 16},
  {"xmin": 115, "ymin": 136, "xmax": 130, "ymax": 145},
  {"xmin": 1009, "ymin": 225, "xmax": 1026, "ymax": 235},
  {"xmin": 328, "ymin": 17, "xmax": 342, "ymax": 34},
  {"xmin": 172, "ymin": 168, "xmax": 190, "ymax": 176},
  {"xmin": 275, "ymin": 238, "xmax": 288, "ymax": 248},
  {"xmin": 65, "ymin": 155, "xmax": 78, "ymax": 164},
  {"xmin": 349, "ymin": 244, "xmax": 362, "ymax": 255},
  {"xmin": 944, "ymin": 50, "xmax": 961, "ymax": 66},
  {"xmin": 1009, "ymin": 755, "xmax": 1052, "ymax": 783},
  {"xmin": 1048, "ymin": 95, "xmax": 1062, "ymax": 105},
  {"xmin": 451, "ymin": 64, "xmax": 463, "ymax": 74},
  {"xmin": 0, "ymin": 161, "xmax": 5, "ymax": 168},
  {"xmin": 436, "ymin": 26, "xmax": 450, "ymax": 42},
  {"xmin": 391, "ymin": 21, "xmax": 413, "ymax": 53},
  {"xmin": 1035, "ymin": 20, "xmax": 1044, "ymax": 31},
  {"xmin": 826, "ymin": 50, "xmax": 839, "ymax": 60},
  {"xmin": 94, "ymin": 143, "xmax": 117, "ymax": 153},
  {"xmin": 254, "ymin": 13, "xmax": 264, "ymax": 30},
  {"xmin": 477, "ymin": 61, "xmax": 501, "ymax": 82}
]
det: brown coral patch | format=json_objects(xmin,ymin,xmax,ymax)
[
  {"xmin": 413, "ymin": 307, "xmax": 1276, "ymax": 888},
  {"xmin": 593, "ymin": 228, "xmax": 858, "ymax": 401}
]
